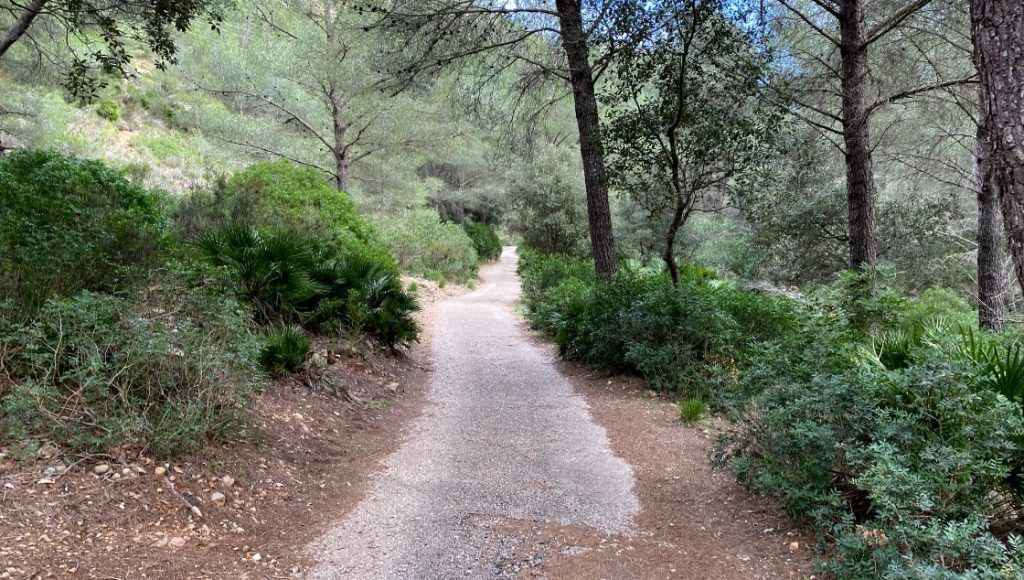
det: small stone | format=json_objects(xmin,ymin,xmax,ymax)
[
  {"xmin": 93, "ymin": 464, "xmax": 110, "ymax": 475},
  {"xmin": 252, "ymin": 553, "xmax": 262, "ymax": 562},
  {"xmin": 36, "ymin": 441, "xmax": 59, "ymax": 459},
  {"xmin": 3, "ymin": 482, "xmax": 14, "ymax": 490},
  {"xmin": 210, "ymin": 492, "xmax": 226, "ymax": 506},
  {"xmin": 221, "ymin": 475, "xmax": 235, "ymax": 487},
  {"xmin": 788, "ymin": 541, "xmax": 800, "ymax": 554},
  {"xmin": 121, "ymin": 467, "xmax": 131, "ymax": 476},
  {"xmin": 154, "ymin": 466, "xmax": 167, "ymax": 477},
  {"xmin": 386, "ymin": 382, "xmax": 399, "ymax": 392},
  {"xmin": 169, "ymin": 536, "xmax": 186, "ymax": 548}
]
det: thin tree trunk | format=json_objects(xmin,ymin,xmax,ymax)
[
  {"xmin": 555, "ymin": 0, "xmax": 617, "ymax": 278},
  {"xmin": 663, "ymin": 200, "xmax": 686, "ymax": 287},
  {"xmin": 0, "ymin": 0, "xmax": 48, "ymax": 59},
  {"xmin": 972, "ymin": 0, "xmax": 1024, "ymax": 297},
  {"xmin": 975, "ymin": 113, "xmax": 1007, "ymax": 330},
  {"xmin": 329, "ymin": 81, "xmax": 350, "ymax": 191},
  {"xmin": 839, "ymin": 0, "xmax": 878, "ymax": 270}
]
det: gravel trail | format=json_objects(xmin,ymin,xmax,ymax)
[{"xmin": 309, "ymin": 246, "xmax": 639, "ymax": 579}]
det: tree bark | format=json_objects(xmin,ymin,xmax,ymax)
[
  {"xmin": 971, "ymin": 0, "xmax": 1024, "ymax": 297},
  {"xmin": 975, "ymin": 114, "xmax": 1008, "ymax": 330},
  {"xmin": 0, "ymin": 0, "xmax": 48, "ymax": 59},
  {"xmin": 555, "ymin": 0, "xmax": 617, "ymax": 278},
  {"xmin": 329, "ymin": 81, "xmax": 350, "ymax": 191},
  {"xmin": 839, "ymin": 0, "xmax": 878, "ymax": 270}
]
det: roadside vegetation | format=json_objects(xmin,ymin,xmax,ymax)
[{"xmin": 3, "ymin": 0, "xmax": 1024, "ymax": 576}]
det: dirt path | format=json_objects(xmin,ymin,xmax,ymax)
[{"xmin": 309, "ymin": 248, "xmax": 811, "ymax": 579}]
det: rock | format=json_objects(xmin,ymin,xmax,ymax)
[
  {"xmin": 154, "ymin": 466, "xmax": 167, "ymax": 477},
  {"xmin": 221, "ymin": 475, "xmax": 235, "ymax": 487},
  {"xmin": 93, "ymin": 464, "xmax": 110, "ymax": 475},
  {"xmin": 36, "ymin": 441, "xmax": 59, "ymax": 459},
  {"xmin": 121, "ymin": 467, "xmax": 131, "ymax": 476},
  {"xmin": 210, "ymin": 492, "xmax": 226, "ymax": 506},
  {"xmin": 788, "ymin": 541, "xmax": 800, "ymax": 554},
  {"xmin": 252, "ymin": 553, "xmax": 262, "ymax": 562},
  {"xmin": 169, "ymin": 536, "xmax": 186, "ymax": 548},
  {"xmin": 3, "ymin": 482, "xmax": 14, "ymax": 490},
  {"xmin": 386, "ymin": 382, "xmax": 399, "ymax": 393}
]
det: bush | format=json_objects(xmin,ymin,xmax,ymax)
[
  {"xmin": 521, "ymin": 248, "xmax": 1024, "ymax": 575},
  {"xmin": 223, "ymin": 161, "xmax": 392, "ymax": 265},
  {"xmin": 96, "ymin": 99, "xmax": 121, "ymax": 121},
  {"xmin": 378, "ymin": 210, "xmax": 480, "ymax": 284},
  {"xmin": 0, "ymin": 150, "xmax": 167, "ymax": 317},
  {"xmin": 463, "ymin": 221, "xmax": 502, "ymax": 262},
  {"xmin": 0, "ymin": 275, "xmax": 264, "ymax": 457},
  {"xmin": 198, "ymin": 224, "xmax": 419, "ymax": 346},
  {"xmin": 259, "ymin": 326, "xmax": 311, "ymax": 375},
  {"xmin": 729, "ymin": 360, "xmax": 1024, "ymax": 578}
]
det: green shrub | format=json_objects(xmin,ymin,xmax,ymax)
[
  {"xmin": 259, "ymin": 326, "xmax": 311, "ymax": 375},
  {"xmin": 378, "ymin": 210, "xmax": 480, "ymax": 284},
  {"xmin": 729, "ymin": 360, "xmax": 1024, "ymax": 578},
  {"xmin": 463, "ymin": 221, "xmax": 502, "ymax": 262},
  {"xmin": 96, "ymin": 99, "xmax": 121, "ymax": 121},
  {"xmin": 223, "ymin": 161, "xmax": 392, "ymax": 268},
  {"xmin": 0, "ymin": 275, "xmax": 264, "ymax": 457},
  {"xmin": 678, "ymin": 398, "xmax": 706, "ymax": 423},
  {"xmin": 198, "ymin": 224, "xmax": 418, "ymax": 346},
  {"xmin": 0, "ymin": 150, "xmax": 167, "ymax": 317}
]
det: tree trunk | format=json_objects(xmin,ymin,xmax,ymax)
[
  {"xmin": 663, "ymin": 200, "xmax": 686, "ymax": 287},
  {"xmin": 329, "ymin": 81, "xmax": 350, "ymax": 191},
  {"xmin": 0, "ymin": 0, "xmax": 48, "ymax": 59},
  {"xmin": 839, "ymin": 0, "xmax": 878, "ymax": 270},
  {"xmin": 972, "ymin": 0, "xmax": 1024, "ymax": 297},
  {"xmin": 975, "ymin": 114, "xmax": 1007, "ymax": 330},
  {"xmin": 555, "ymin": 0, "xmax": 617, "ymax": 278}
]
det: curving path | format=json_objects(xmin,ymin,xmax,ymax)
[{"xmin": 309, "ymin": 247, "xmax": 639, "ymax": 578}]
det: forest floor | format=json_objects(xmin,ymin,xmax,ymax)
[{"xmin": 0, "ymin": 250, "xmax": 811, "ymax": 579}]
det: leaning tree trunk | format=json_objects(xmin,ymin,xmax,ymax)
[
  {"xmin": 975, "ymin": 114, "xmax": 1008, "ymax": 330},
  {"xmin": 555, "ymin": 0, "xmax": 617, "ymax": 278},
  {"xmin": 839, "ymin": 0, "xmax": 878, "ymax": 270},
  {"xmin": 0, "ymin": 0, "xmax": 48, "ymax": 59},
  {"xmin": 972, "ymin": 0, "xmax": 1024, "ymax": 296}
]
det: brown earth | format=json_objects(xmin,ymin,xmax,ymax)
[{"xmin": 0, "ymin": 317, "xmax": 440, "ymax": 579}]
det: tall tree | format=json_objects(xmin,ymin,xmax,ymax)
[
  {"xmin": 774, "ymin": 0, "xmax": 976, "ymax": 269},
  {"xmin": 0, "ymin": 0, "xmax": 221, "ymax": 98},
  {"xmin": 602, "ymin": 0, "xmax": 781, "ymax": 285},
  {"xmin": 970, "ymin": 0, "xmax": 1024, "ymax": 296},
  {"xmin": 380, "ymin": 0, "xmax": 620, "ymax": 276},
  {"xmin": 185, "ymin": 0, "xmax": 416, "ymax": 191},
  {"xmin": 974, "ymin": 107, "xmax": 1008, "ymax": 330}
]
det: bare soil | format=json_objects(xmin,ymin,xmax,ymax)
[
  {"xmin": 540, "ymin": 359, "xmax": 815, "ymax": 579},
  {"xmin": 0, "ymin": 331, "xmax": 435, "ymax": 579}
]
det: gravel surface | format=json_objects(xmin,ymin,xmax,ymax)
[{"xmin": 309, "ymin": 247, "xmax": 639, "ymax": 579}]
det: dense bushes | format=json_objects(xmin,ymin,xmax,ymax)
[
  {"xmin": 0, "ymin": 150, "xmax": 167, "ymax": 317},
  {"xmin": 378, "ymin": 210, "xmax": 480, "ymax": 284},
  {"xmin": 0, "ymin": 274, "xmax": 264, "ymax": 456},
  {"xmin": 198, "ymin": 224, "xmax": 418, "ymax": 346},
  {"xmin": 519, "ymin": 248, "xmax": 1024, "ymax": 577},
  {"xmin": 178, "ymin": 161, "xmax": 395, "ymax": 271},
  {"xmin": 463, "ymin": 221, "xmax": 502, "ymax": 262},
  {"xmin": 1, "ymin": 152, "xmax": 418, "ymax": 460}
]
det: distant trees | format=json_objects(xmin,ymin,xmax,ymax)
[
  {"xmin": 380, "ymin": 0, "xmax": 621, "ymax": 276},
  {"xmin": 970, "ymin": 1, "xmax": 1024, "ymax": 300},
  {"xmin": 0, "ymin": 0, "xmax": 221, "ymax": 98},
  {"xmin": 187, "ymin": 1, "xmax": 413, "ymax": 191}
]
